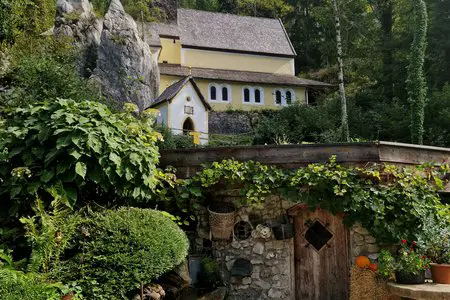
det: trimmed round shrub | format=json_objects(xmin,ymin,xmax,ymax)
[{"xmin": 63, "ymin": 207, "xmax": 189, "ymax": 299}]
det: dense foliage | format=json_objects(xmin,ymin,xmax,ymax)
[
  {"xmin": 0, "ymin": 99, "xmax": 163, "ymax": 214},
  {"xmin": 0, "ymin": 268, "xmax": 61, "ymax": 300},
  {"xmin": 407, "ymin": 0, "xmax": 428, "ymax": 144},
  {"xmin": 61, "ymin": 208, "xmax": 189, "ymax": 300},
  {"xmin": 175, "ymin": 159, "xmax": 449, "ymax": 244},
  {"xmin": 1, "ymin": 36, "xmax": 102, "ymax": 107}
]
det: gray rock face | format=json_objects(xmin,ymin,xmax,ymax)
[
  {"xmin": 54, "ymin": 0, "xmax": 103, "ymax": 77},
  {"xmin": 94, "ymin": 0, "xmax": 159, "ymax": 111}
]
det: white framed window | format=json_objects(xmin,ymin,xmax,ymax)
[
  {"xmin": 242, "ymin": 86, "xmax": 264, "ymax": 105},
  {"xmin": 208, "ymin": 83, "xmax": 231, "ymax": 102},
  {"xmin": 274, "ymin": 88, "xmax": 296, "ymax": 106}
]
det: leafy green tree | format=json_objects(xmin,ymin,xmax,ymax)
[
  {"xmin": 0, "ymin": 99, "xmax": 163, "ymax": 215},
  {"xmin": 0, "ymin": 0, "xmax": 55, "ymax": 44},
  {"xmin": 1, "ymin": 36, "xmax": 101, "ymax": 107},
  {"xmin": 407, "ymin": 0, "xmax": 428, "ymax": 144}
]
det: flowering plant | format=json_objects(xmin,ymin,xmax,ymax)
[{"xmin": 396, "ymin": 240, "xmax": 430, "ymax": 274}]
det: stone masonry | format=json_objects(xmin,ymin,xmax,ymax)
[{"xmin": 195, "ymin": 195, "xmax": 295, "ymax": 299}]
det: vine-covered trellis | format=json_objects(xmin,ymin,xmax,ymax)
[{"xmin": 164, "ymin": 157, "xmax": 450, "ymax": 245}]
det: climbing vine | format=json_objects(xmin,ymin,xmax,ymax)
[
  {"xmin": 173, "ymin": 158, "xmax": 449, "ymax": 245},
  {"xmin": 407, "ymin": 0, "xmax": 428, "ymax": 145}
]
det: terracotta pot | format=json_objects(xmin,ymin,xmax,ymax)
[{"xmin": 431, "ymin": 263, "xmax": 450, "ymax": 284}]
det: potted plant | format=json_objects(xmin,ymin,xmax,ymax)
[
  {"xmin": 394, "ymin": 240, "xmax": 430, "ymax": 284},
  {"xmin": 425, "ymin": 226, "xmax": 450, "ymax": 284},
  {"xmin": 208, "ymin": 202, "xmax": 236, "ymax": 240}
]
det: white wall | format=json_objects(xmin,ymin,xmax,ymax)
[
  {"xmin": 155, "ymin": 104, "xmax": 168, "ymax": 125},
  {"xmin": 169, "ymin": 82, "xmax": 209, "ymax": 144}
]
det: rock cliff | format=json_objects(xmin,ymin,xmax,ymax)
[
  {"xmin": 94, "ymin": 0, "xmax": 159, "ymax": 111},
  {"xmin": 54, "ymin": 0, "xmax": 160, "ymax": 110}
]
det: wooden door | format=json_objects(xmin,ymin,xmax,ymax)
[{"xmin": 293, "ymin": 208, "xmax": 350, "ymax": 300}]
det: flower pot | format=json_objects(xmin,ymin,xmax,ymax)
[
  {"xmin": 61, "ymin": 294, "xmax": 74, "ymax": 300},
  {"xmin": 395, "ymin": 270, "xmax": 425, "ymax": 284},
  {"xmin": 208, "ymin": 203, "xmax": 236, "ymax": 240},
  {"xmin": 431, "ymin": 263, "xmax": 450, "ymax": 284}
]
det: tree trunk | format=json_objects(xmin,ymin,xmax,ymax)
[
  {"xmin": 332, "ymin": 0, "xmax": 349, "ymax": 142},
  {"xmin": 407, "ymin": 0, "xmax": 428, "ymax": 145}
]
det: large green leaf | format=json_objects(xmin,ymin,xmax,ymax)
[{"xmin": 75, "ymin": 162, "xmax": 87, "ymax": 179}]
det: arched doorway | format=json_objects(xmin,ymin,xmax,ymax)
[{"xmin": 182, "ymin": 118, "xmax": 194, "ymax": 134}]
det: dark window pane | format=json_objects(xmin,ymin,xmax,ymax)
[
  {"xmin": 286, "ymin": 91, "xmax": 292, "ymax": 105},
  {"xmin": 244, "ymin": 88, "xmax": 250, "ymax": 102},
  {"xmin": 275, "ymin": 90, "xmax": 282, "ymax": 104},
  {"xmin": 210, "ymin": 86, "xmax": 216, "ymax": 100},
  {"xmin": 255, "ymin": 89, "xmax": 261, "ymax": 103},
  {"xmin": 222, "ymin": 87, "xmax": 228, "ymax": 101},
  {"xmin": 304, "ymin": 220, "xmax": 333, "ymax": 252}
]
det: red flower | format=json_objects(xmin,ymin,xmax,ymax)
[
  {"xmin": 412, "ymin": 241, "xmax": 417, "ymax": 246},
  {"xmin": 401, "ymin": 239, "xmax": 407, "ymax": 244},
  {"xmin": 422, "ymin": 255, "xmax": 427, "ymax": 259}
]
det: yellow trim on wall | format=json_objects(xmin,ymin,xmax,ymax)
[
  {"xmin": 158, "ymin": 38, "xmax": 181, "ymax": 64},
  {"xmin": 182, "ymin": 48, "xmax": 295, "ymax": 75}
]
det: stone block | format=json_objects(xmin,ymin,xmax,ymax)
[
  {"xmin": 268, "ymin": 288, "xmax": 283, "ymax": 299},
  {"xmin": 252, "ymin": 242, "xmax": 265, "ymax": 255},
  {"xmin": 242, "ymin": 277, "xmax": 252, "ymax": 285},
  {"xmin": 253, "ymin": 280, "xmax": 271, "ymax": 290}
]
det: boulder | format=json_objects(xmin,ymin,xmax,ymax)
[{"xmin": 93, "ymin": 0, "xmax": 159, "ymax": 110}]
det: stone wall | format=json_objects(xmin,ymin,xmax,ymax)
[
  {"xmin": 208, "ymin": 111, "xmax": 253, "ymax": 134},
  {"xmin": 194, "ymin": 194, "xmax": 295, "ymax": 299},
  {"xmin": 350, "ymin": 222, "xmax": 380, "ymax": 262},
  {"xmin": 194, "ymin": 191, "xmax": 382, "ymax": 299}
]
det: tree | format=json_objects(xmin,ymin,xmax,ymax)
[
  {"xmin": 332, "ymin": 0, "xmax": 349, "ymax": 142},
  {"xmin": 406, "ymin": 0, "xmax": 428, "ymax": 144}
]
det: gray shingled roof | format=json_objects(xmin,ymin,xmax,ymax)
[
  {"xmin": 159, "ymin": 64, "xmax": 332, "ymax": 88},
  {"xmin": 145, "ymin": 8, "xmax": 296, "ymax": 57},
  {"xmin": 148, "ymin": 76, "xmax": 211, "ymax": 110}
]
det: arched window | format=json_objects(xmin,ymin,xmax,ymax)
[
  {"xmin": 222, "ymin": 87, "xmax": 229, "ymax": 101},
  {"xmin": 210, "ymin": 85, "xmax": 217, "ymax": 101},
  {"xmin": 275, "ymin": 90, "xmax": 282, "ymax": 105},
  {"xmin": 286, "ymin": 91, "xmax": 292, "ymax": 105},
  {"xmin": 244, "ymin": 88, "xmax": 250, "ymax": 102},
  {"xmin": 255, "ymin": 89, "xmax": 261, "ymax": 103},
  {"xmin": 182, "ymin": 118, "xmax": 194, "ymax": 134}
]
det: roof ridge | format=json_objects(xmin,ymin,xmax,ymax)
[{"xmin": 177, "ymin": 8, "xmax": 281, "ymax": 22}]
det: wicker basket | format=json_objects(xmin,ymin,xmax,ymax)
[{"xmin": 208, "ymin": 203, "xmax": 236, "ymax": 240}]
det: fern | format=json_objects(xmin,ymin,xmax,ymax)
[{"xmin": 20, "ymin": 196, "xmax": 84, "ymax": 280}]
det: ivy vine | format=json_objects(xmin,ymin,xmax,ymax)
[{"xmin": 171, "ymin": 158, "xmax": 449, "ymax": 245}]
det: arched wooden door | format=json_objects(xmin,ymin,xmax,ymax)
[{"xmin": 290, "ymin": 206, "xmax": 350, "ymax": 300}]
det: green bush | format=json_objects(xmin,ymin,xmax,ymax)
[
  {"xmin": 61, "ymin": 207, "xmax": 189, "ymax": 300},
  {"xmin": 0, "ymin": 268, "xmax": 60, "ymax": 300},
  {"xmin": 0, "ymin": 36, "xmax": 102, "ymax": 107},
  {"xmin": 0, "ymin": 99, "xmax": 163, "ymax": 214}
]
